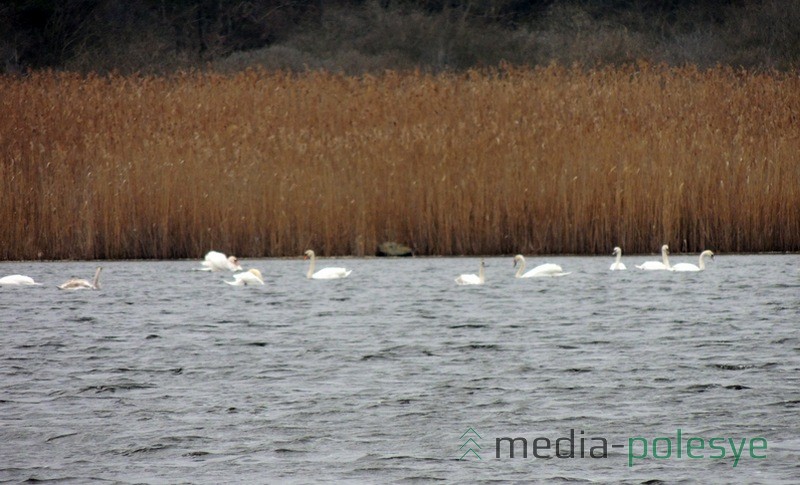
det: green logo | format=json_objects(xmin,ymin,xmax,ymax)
[{"xmin": 459, "ymin": 428, "xmax": 483, "ymax": 460}]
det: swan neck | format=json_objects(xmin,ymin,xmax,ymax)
[
  {"xmin": 92, "ymin": 267, "xmax": 101, "ymax": 288},
  {"xmin": 615, "ymin": 251, "xmax": 622, "ymax": 264},
  {"xmin": 661, "ymin": 249, "xmax": 671, "ymax": 268},
  {"xmin": 478, "ymin": 262, "xmax": 485, "ymax": 282},
  {"xmin": 306, "ymin": 253, "xmax": 315, "ymax": 278},
  {"xmin": 515, "ymin": 257, "xmax": 525, "ymax": 278}
]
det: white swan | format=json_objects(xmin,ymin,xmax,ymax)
[
  {"xmin": 198, "ymin": 251, "xmax": 242, "ymax": 272},
  {"xmin": 58, "ymin": 266, "xmax": 102, "ymax": 290},
  {"xmin": 636, "ymin": 244, "xmax": 672, "ymax": 270},
  {"xmin": 671, "ymin": 250, "xmax": 715, "ymax": 272},
  {"xmin": 0, "ymin": 275, "xmax": 42, "ymax": 286},
  {"xmin": 609, "ymin": 246, "xmax": 627, "ymax": 271},
  {"xmin": 225, "ymin": 268, "xmax": 265, "ymax": 286},
  {"xmin": 513, "ymin": 254, "xmax": 570, "ymax": 278},
  {"xmin": 455, "ymin": 259, "xmax": 485, "ymax": 285},
  {"xmin": 304, "ymin": 250, "xmax": 352, "ymax": 279}
]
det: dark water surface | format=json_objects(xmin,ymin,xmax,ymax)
[{"xmin": 1, "ymin": 255, "xmax": 798, "ymax": 483}]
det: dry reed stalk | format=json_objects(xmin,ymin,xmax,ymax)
[{"xmin": 0, "ymin": 64, "xmax": 798, "ymax": 260}]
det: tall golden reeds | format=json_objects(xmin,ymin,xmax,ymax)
[{"xmin": 1, "ymin": 64, "xmax": 798, "ymax": 260}]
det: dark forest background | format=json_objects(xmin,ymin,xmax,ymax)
[{"xmin": 2, "ymin": 0, "xmax": 799, "ymax": 74}]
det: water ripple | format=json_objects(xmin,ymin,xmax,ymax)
[{"xmin": 0, "ymin": 255, "xmax": 797, "ymax": 483}]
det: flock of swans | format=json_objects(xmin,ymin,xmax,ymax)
[
  {"xmin": 0, "ymin": 245, "xmax": 714, "ymax": 289},
  {"xmin": 0, "ymin": 249, "xmax": 349, "ymax": 289},
  {"xmin": 629, "ymin": 245, "xmax": 715, "ymax": 272},
  {"xmin": 0, "ymin": 266, "xmax": 102, "ymax": 289},
  {"xmin": 453, "ymin": 245, "xmax": 714, "ymax": 286},
  {"xmin": 194, "ymin": 249, "xmax": 352, "ymax": 285}
]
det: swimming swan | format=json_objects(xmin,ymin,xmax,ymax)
[
  {"xmin": 198, "ymin": 251, "xmax": 243, "ymax": 272},
  {"xmin": 225, "ymin": 268, "xmax": 265, "ymax": 285},
  {"xmin": 635, "ymin": 244, "xmax": 672, "ymax": 270},
  {"xmin": 609, "ymin": 247, "xmax": 627, "ymax": 271},
  {"xmin": 0, "ymin": 275, "xmax": 42, "ymax": 285},
  {"xmin": 58, "ymin": 266, "xmax": 102, "ymax": 290},
  {"xmin": 513, "ymin": 254, "xmax": 570, "ymax": 278},
  {"xmin": 671, "ymin": 250, "xmax": 715, "ymax": 272},
  {"xmin": 304, "ymin": 250, "xmax": 352, "ymax": 279},
  {"xmin": 455, "ymin": 259, "xmax": 485, "ymax": 285}
]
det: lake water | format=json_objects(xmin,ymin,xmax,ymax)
[{"xmin": 1, "ymin": 255, "xmax": 798, "ymax": 483}]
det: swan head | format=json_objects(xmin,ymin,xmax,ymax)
[
  {"xmin": 661, "ymin": 244, "xmax": 670, "ymax": 254},
  {"xmin": 513, "ymin": 254, "xmax": 524, "ymax": 267},
  {"xmin": 613, "ymin": 247, "xmax": 622, "ymax": 255},
  {"xmin": 248, "ymin": 268, "xmax": 264, "ymax": 282},
  {"xmin": 227, "ymin": 256, "xmax": 242, "ymax": 270},
  {"xmin": 304, "ymin": 250, "xmax": 315, "ymax": 260},
  {"xmin": 702, "ymin": 250, "xmax": 715, "ymax": 260}
]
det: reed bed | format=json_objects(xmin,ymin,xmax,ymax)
[{"xmin": 1, "ymin": 65, "xmax": 798, "ymax": 260}]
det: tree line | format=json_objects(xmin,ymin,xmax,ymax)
[{"xmin": 1, "ymin": 1, "xmax": 798, "ymax": 74}]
